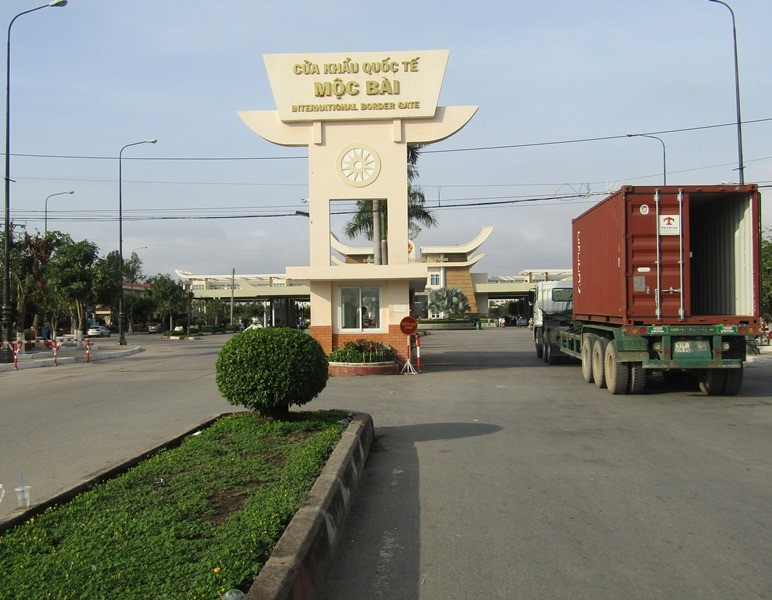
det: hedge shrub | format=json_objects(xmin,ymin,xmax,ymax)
[
  {"xmin": 216, "ymin": 328, "xmax": 328, "ymax": 418},
  {"xmin": 328, "ymin": 339, "xmax": 395, "ymax": 363}
]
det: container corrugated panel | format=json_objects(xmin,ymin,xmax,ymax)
[
  {"xmin": 572, "ymin": 185, "xmax": 760, "ymax": 326},
  {"xmin": 572, "ymin": 188, "xmax": 627, "ymax": 322}
]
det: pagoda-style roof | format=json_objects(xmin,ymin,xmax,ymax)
[{"xmin": 419, "ymin": 226, "xmax": 493, "ymax": 260}]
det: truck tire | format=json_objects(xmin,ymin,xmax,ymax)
[
  {"xmin": 535, "ymin": 329, "xmax": 543, "ymax": 359},
  {"xmin": 581, "ymin": 334, "xmax": 596, "ymax": 383},
  {"xmin": 628, "ymin": 363, "xmax": 646, "ymax": 394},
  {"xmin": 604, "ymin": 341, "xmax": 629, "ymax": 395},
  {"xmin": 592, "ymin": 337, "xmax": 609, "ymax": 389},
  {"xmin": 698, "ymin": 370, "xmax": 727, "ymax": 395},
  {"xmin": 545, "ymin": 341, "xmax": 559, "ymax": 365},
  {"xmin": 722, "ymin": 366, "xmax": 743, "ymax": 396}
]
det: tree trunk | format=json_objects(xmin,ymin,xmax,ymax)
[
  {"xmin": 260, "ymin": 404, "xmax": 289, "ymax": 420},
  {"xmin": 372, "ymin": 200, "xmax": 382, "ymax": 265}
]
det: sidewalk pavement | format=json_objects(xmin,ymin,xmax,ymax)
[{"xmin": 0, "ymin": 340, "xmax": 143, "ymax": 372}]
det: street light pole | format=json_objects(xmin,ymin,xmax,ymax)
[
  {"xmin": 3, "ymin": 0, "xmax": 68, "ymax": 360},
  {"xmin": 627, "ymin": 133, "xmax": 667, "ymax": 185},
  {"xmin": 118, "ymin": 139, "xmax": 156, "ymax": 345},
  {"xmin": 707, "ymin": 0, "xmax": 745, "ymax": 184},
  {"xmin": 44, "ymin": 190, "xmax": 74, "ymax": 233}
]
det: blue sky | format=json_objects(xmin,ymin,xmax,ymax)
[{"xmin": 3, "ymin": 0, "xmax": 771, "ymax": 278}]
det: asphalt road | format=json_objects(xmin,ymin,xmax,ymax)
[
  {"xmin": 313, "ymin": 328, "xmax": 772, "ymax": 600},
  {"xmin": 1, "ymin": 328, "xmax": 770, "ymax": 599}
]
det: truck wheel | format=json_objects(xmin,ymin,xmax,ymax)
[
  {"xmin": 545, "ymin": 342, "xmax": 559, "ymax": 365},
  {"xmin": 581, "ymin": 334, "xmax": 596, "ymax": 383},
  {"xmin": 535, "ymin": 329, "xmax": 543, "ymax": 359},
  {"xmin": 604, "ymin": 341, "xmax": 629, "ymax": 395},
  {"xmin": 592, "ymin": 337, "xmax": 609, "ymax": 389},
  {"xmin": 698, "ymin": 370, "xmax": 727, "ymax": 395},
  {"xmin": 722, "ymin": 366, "xmax": 743, "ymax": 396},
  {"xmin": 628, "ymin": 363, "xmax": 646, "ymax": 394},
  {"xmin": 535, "ymin": 342, "xmax": 543, "ymax": 359}
]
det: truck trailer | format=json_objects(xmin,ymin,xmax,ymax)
[{"xmin": 556, "ymin": 185, "xmax": 761, "ymax": 396}]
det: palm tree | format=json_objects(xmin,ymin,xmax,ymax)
[
  {"xmin": 428, "ymin": 287, "xmax": 470, "ymax": 318},
  {"xmin": 342, "ymin": 144, "xmax": 437, "ymax": 255}
]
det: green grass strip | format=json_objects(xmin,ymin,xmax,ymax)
[{"xmin": 0, "ymin": 411, "xmax": 346, "ymax": 599}]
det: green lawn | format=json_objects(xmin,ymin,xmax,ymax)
[{"xmin": 0, "ymin": 411, "xmax": 346, "ymax": 599}]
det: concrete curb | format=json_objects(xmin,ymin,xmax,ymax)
[
  {"xmin": 328, "ymin": 361, "xmax": 399, "ymax": 376},
  {"xmin": 0, "ymin": 346, "xmax": 144, "ymax": 372},
  {"xmin": 246, "ymin": 412, "xmax": 374, "ymax": 600},
  {"xmin": 83, "ymin": 346, "xmax": 144, "ymax": 363}
]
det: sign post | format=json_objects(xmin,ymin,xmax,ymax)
[{"xmin": 399, "ymin": 316, "xmax": 419, "ymax": 375}]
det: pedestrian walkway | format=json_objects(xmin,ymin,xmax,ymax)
[{"xmin": 0, "ymin": 339, "xmax": 143, "ymax": 372}]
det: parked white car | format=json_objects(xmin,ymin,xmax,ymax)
[{"xmin": 87, "ymin": 325, "xmax": 111, "ymax": 337}]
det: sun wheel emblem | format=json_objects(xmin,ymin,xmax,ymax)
[{"xmin": 338, "ymin": 144, "xmax": 381, "ymax": 187}]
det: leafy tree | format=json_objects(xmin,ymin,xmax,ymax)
[
  {"xmin": 233, "ymin": 301, "xmax": 267, "ymax": 326},
  {"xmin": 26, "ymin": 231, "xmax": 70, "ymax": 329},
  {"xmin": 761, "ymin": 234, "xmax": 772, "ymax": 319},
  {"xmin": 146, "ymin": 274, "xmax": 188, "ymax": 331},
  {"xmin": 127, "ymin": 295, "xmax": 154, "ymax": 327},
  {"xmin": 0, "ymin": 227, "xmax": 51, "ymax": 335},
  {"xmin": 92, "ymin": 251, "xmax": 121, "ymax": 323},
  {"xmin": 122, "ymin": 251, "xmax": 147, "ymax": 328},
  {"xmin": 216, "ymin": 328, "xmax": 329, "ymax": 419},
  {"xmin": 488, "ymin": 305, "xmax": 504, "ymax": 319},
  {"xmin": 45, "ymin": 238, "xmax": 100, "ymax": 333},
  {"xmin": 42, "ymin": 283, "xmax": 72, "ymax": 335},
  {"xmin": 10, "ymin": 230, "xmax": 39, "ymax": 335},
  {"xmin": 428, "ymin": 287, "xmax": 471, "ymax": 318},
  {"xmin": 123, "ymin": 251, "xmax": 144, "ymax": 286},
  {"xmin": 205, "ymin": 297, "xmax": 229, "ymax": 327}
]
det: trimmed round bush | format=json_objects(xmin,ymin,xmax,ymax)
[{"xmin": 216, "ymin": 328, "xmax": 329, "ymax": 418}]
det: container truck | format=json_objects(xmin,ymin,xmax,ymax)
[
  {"xmin": 555, "ymin": 184, "xmax": 761, "ymax": 396},
  {"xmin": 533, "ymin": 279, "xmax": 573, "ymax": 364}
]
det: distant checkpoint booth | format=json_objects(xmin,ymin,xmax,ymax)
[{"xmin": 239, "ymin": 50, "xmax": 477, "ymax": 360}]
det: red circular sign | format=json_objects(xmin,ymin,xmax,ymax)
[{"xmin": 400, "ymin": 316, "xmax": 418, "ymax": 335}]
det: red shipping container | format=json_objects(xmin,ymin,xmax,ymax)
[{"xmin": 572, "ymin": 185, "xmax": 760, "ymax": 327}]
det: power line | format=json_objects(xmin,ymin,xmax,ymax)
[
  {"xmin": 6, "ymin": 117, "xmax": 772, "ymax": 162},
  {"xmin": 17, "ymin": 192, "xmax": 603, "ymax": 223},
  {"xmin": 18, "ymin": 172, "xmax": 772, "ymax": 225},
  {"xmin": 423, "ymin": 117, "xmax": 772, "ymax": 154}
]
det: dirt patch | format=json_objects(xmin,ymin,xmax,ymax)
[{"xmin": 206, "ymin": 488, "xmax": 253, "ymax": 525}]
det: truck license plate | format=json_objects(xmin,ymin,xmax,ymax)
[{"xmin": 674, "ymin": 341, "xmax": 690, "ymax": 353}]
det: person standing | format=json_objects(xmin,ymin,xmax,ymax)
[{"xmin": 42, "ymin": 322, "xmax": 53, "ymax": 349}]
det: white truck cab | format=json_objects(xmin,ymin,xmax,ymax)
[{"xmin": 533, "ymin": 280, "xmax": 573, "ymax": 364}]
